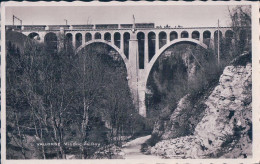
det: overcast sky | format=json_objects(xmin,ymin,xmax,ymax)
[{"xmin": 5, "ymin": 5, "xmax": 238, "ymax": 27}]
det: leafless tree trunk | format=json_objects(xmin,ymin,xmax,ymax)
[{"xmin": 15, "ymin": 113, "xmax": 26, "ymax": 159}]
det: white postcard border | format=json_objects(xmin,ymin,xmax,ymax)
[{"xmin": 1, "ymin": 1, "xmax": 259, "ymax": 164}]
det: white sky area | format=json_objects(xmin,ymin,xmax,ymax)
[{"xmin": 5, "ymin": 5, "xmax": 239, "ymax": 27}]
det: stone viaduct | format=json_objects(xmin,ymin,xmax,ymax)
[{"xmin": 7, "ymin": 23, "xmax": 234, "ymax": 117}]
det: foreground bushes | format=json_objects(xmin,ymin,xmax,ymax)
[{"xmin": 6, "ymin": 36, "xmax": 147, "ymax": 159}]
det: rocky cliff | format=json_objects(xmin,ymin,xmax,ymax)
[{"xmin": 150, "ymin": 53, "xmax": 252, "ymax": 158}]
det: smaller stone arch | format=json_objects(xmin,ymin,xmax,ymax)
[
  {"xmin": 28, "ymin": 32, "xmax": 40, "ymax": 40},
  {"xmin": 225, "ymin": 30, "xmax": 234, "ymax": 46},
  {"xmin": 225, "ymin": 30, "xmax": 234, "ymax": 38},
  {"xmin": 181, "ymin": 31, "xmax": 189, "ymax": 38},
  {"xmin": 148, "ymin": 31, "xmax": 156, "ymax": 61},
  {"xmin": 66, "ymin": 33, "xmax": 73, "ymax": 40},
  {"xmin": 65, "ymin": 33, "xmax": 73, "ymax": 49},
  {"xmin": 203, "ymin": 31, "xmax": 211, "ymax": 40},
  {"xmin": 114, "ymin": 32, "xmax": 121, "ymax": 48},
  {"xmin": 94, "ymin": 32, "xmax": 101, "ymax": 39},
  {"xmin": 104, "ymin": 32, "xmax": 111, "ymax": 42},
  {"xmin": 170, "ymin": 31, "xmax": 178, "ymax": 41},
  {"xmin": 192, "ymin": 31, "xmax": 200, "ymax": 40},
  {"xmin": 85, "ymin": 33, "xmax": 92, "ymax": 42},
  {"xmin": 44, "ymin": 32, "xmax": 58, "ymax": 52},
  {"xmin": 203, "ymin": 30, "xmax": 211, "ymax": 46},
  {"xmin": 159, "ymin": 31, "xmax": 167, "ymax": 49},
  {"xmin": 76, "ymin": 33, "xmax": 83, "ymax": 48},
  {"xmin": 214, "ymin": 30, "xmax": 223, "ymax": 52},
  {"xmin": 137, "ymin": 32, "xmax": 145, "ymax": 69},
  {"xmin": 123, "ymin": 32, "xmax": 130, "ymax": 59},
  {"xmin": 214, "ymin": 30, "xmax": 223, "ymax": 48},
  {"xmin": 214, "ymin": 30, "xmax": 223, "ymax": 40}
]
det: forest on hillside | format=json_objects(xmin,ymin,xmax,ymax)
[{"xmin": 6, "ymin": 39, "xmax": 150, "ymax": 159}]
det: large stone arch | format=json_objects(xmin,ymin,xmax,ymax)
[
  {"xmin": 143, "ymin": 38, "xmax": 208, "ymax": 87},
  {"xmin": 75, "ymin": 40, "xmax": 129, "ymax": 69},
  {"xmin": 225, "ymin": 30, "xmax": 234, "ymax": 38}
]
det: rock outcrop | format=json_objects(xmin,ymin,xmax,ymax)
[
  {"xmin": 150, "ymin": 53, "xmax": 252, "ymax": 158},
  {"xmin": 152, "ymin": 93, "xmax": 208, "ymax": 140}
]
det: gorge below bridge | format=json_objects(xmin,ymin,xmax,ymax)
[{"xmin": 7, "ymin": 23, "xmax": 235, "ymax": 117}]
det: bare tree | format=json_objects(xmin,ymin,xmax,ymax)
[
  {"xmin": 228, "ymin": 5, "xmax": 251, "ymax": 55},
  {"xmin": 7, "ymin": 33, "xmax": 139, "ymax": 159},
  {"xmin": 72, "ymin": 44, "xmax": 108, "ymax": 158}
]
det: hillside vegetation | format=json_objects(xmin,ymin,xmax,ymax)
[
  {"xmin": 147, "ymin": 53, "xmax": 252, "ymax": 158},
  {"xmin": 6, "ymin": 32, "xmax": 149, "ymax": 159}
]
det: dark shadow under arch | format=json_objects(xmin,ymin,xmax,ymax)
[
  {"xmin": 123, "ymin": 32, "xmax": 130, "ymax": 59},
  {"xmin": 137, "ymin": 32, "xmax": 145, "ymax": 69},
  {"xmin": 28, "ymin": 32, "xmax": 40, "ymax": 40},
  {"xmin": 44, "ymin": 32, "xmax": 58, "ymax": 53},
  {"xmin": 76, "ymin": 40, "xmax": 128, "ymax": 69},
  {"xmin": 145, "ymin": 38, "xmax": 208, "ymax": 90},
  {"xmin": 76, "ymin": 33, "xmax": 83, "ymax": 48},
  {"xmin": 145, "ymin": 41, "xmax": 209, "ymax": 117}
]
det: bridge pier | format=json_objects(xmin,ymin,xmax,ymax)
[
  {"xmin": 144, "ymin": 34, "xmax": 149, "ymax": 68},
  {"xmin": 120, "ymin": 34, "xmax": 124, "ymax": 49},
  {"xmin": 111, "ymin": 34, "xmax": 115, "ymax": 45},
  {"xmin": 199, "ymin": 32, "xmax": 203, "ymax": 43},
  {"xmin": 127, "ymin": 32, "xmax": 139, "ymax": 113},
  {"xmin": 58, "ymin": 28, "xmax": 65, "ymax": 51},
  {"xmin": 82, "ymin": 33, "xmax": 86, "ymax": 44},
  {"xmin": 138, "ymin": 70, "xmax": 147, "ymax": 117},
  {"xmin": 126, "ymin": 31, "xmax": 147, "ymax": 117},
  {"xmin": 210, "ymin": 33, "xmax": 215, "ymax": 49},
  {"xmin": 72, "ymin": 33, "xmax": 76, "ymax": 49},
  {"xmin": 155, "ymin": 33, "xmax": 160, "ymax": 54}
]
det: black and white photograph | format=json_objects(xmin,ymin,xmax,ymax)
[{"xmin": 1, "ymin": 1, "xmax": 259, "ymax": 163}]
